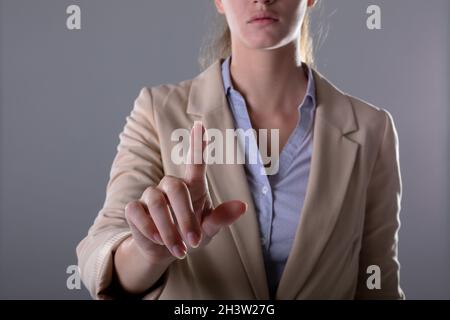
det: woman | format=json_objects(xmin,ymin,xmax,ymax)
[{"xmin": 77, "ymin": 0, "xmax": 404, "ymax": 299}]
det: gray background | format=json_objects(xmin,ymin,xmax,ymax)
[{"xmin": 0, "ymin": 0, "xmax": 449, "ymax": 299}]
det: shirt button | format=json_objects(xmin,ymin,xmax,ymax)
[{"xmin": 262, "ymin": 186, "xmax": 269, "ymax": 195}]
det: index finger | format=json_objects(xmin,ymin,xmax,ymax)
[{"xmin": 184, "ymin": 120, "xmax": 207, "ymax": 184}]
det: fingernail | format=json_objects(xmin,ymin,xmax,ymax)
[
  {"xmin": 187, "ymin": 232, "xmax": 200, "ymax": 248},
  {"xmin": 152, "ymin": 233, "xmax": 163, "ymax": 245},
  {"xmin": 172, "ymin": 244, "xmax": 187, "ymax": 259},
  {"xmin": 193, "ymin": 120, "xmax": 203, "ymax": 129}
]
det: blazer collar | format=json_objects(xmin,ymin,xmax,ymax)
[
  {"xmin": 186, "ymin": 62, "xmax": 227, "ymax": 116},
  {"xmin": 187, "ymin": 60, "xmax": 358, "ymax": 134},
  {"xmin": 186, "ymin": 60, "xmax": 359, "ymax": 299}
]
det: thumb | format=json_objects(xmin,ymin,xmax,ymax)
[{"xmin": 201, "ymin": 200, "xmax": 247, "ymax": 238}]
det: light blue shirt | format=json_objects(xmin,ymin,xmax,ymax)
[{"xmin": 221, "ymin": 56, "xmax": 317, "ymax": 298}]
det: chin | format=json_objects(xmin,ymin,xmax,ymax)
[
  {"xmin": 244, "ymin": 37, "xmax": 286, "ymax": 51},
  {"xmin": 242, "ymin": 30, "xmax": 291, "ymax": 51}
]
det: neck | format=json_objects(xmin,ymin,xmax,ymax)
[{"xmin": 229, "ymin": 42, "xmax": 308, "ymax": 114}]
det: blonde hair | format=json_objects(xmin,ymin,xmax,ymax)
[{"xmin": 199, "ymin": 7, "xmax": 315, "ymax": 70}]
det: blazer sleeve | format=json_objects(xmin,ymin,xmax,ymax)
[
  {"xmin": 76, "ymin": 87, "xmax": 165, "ymax": 299},
  {"xmin": 355, "ymin": 109, "xmax": 405, "ymax": 299}
]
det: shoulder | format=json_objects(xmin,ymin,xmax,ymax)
[
  {"xmin": 336, "ymin": 85, "xmax": 400, "ymax": 161},
  {"xmin": 311, "ymin": 69, "xmax": 400, "ymax": 167},
  {"xmin": 127, "ymin": 76, "xmax": 197, "ymax": 134},
  {"xmin": 135, "ymin": 78, "xmax": 194, "ymax": 113},
  {"xmin": 346, "ymin": 94, "xmax": 396, "ymax": 135},
  {"xmin": 312, "ymin": 69, "xmax": 396, "ymax": 139},
  {"xmin": 133, "ymin": 61, "xmax": 225, "ymax": 127}
]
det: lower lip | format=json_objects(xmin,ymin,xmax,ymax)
[{"xmin": 249, "ymin": 18, "xmax": 278, "ymax": 26}]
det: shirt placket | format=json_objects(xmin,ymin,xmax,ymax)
[{"xmin": 229, "ymin": 88, "xmax": 275, "ymax": 253}]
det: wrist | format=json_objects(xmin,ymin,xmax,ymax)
[{"xmin": 126, "ymin": 237, "xmax": 176, "ymax": 268}]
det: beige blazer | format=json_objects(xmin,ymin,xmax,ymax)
[{"xmin": 76, "ymin": 60, "xmax": 404, "ymax": 300}]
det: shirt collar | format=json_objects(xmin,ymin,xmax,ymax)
[
  {"xmin": 221, "ymin": 55, "xmax": 317, "ymax": 108},
  {"xmin": 221, "ymin": 56, "xmax": 234, "ymax": 95}
]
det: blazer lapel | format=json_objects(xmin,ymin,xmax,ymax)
[
  {"xmin": 186, "ymin": 62, "xmax": 359, "ymax": 300},
  {"xmin": 276, "ymin": 70, "xmax": 359, "ymax": 299},
  {"xmin": 186, "ymin": 61, "xmax": 270, "ymax": 300}
]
